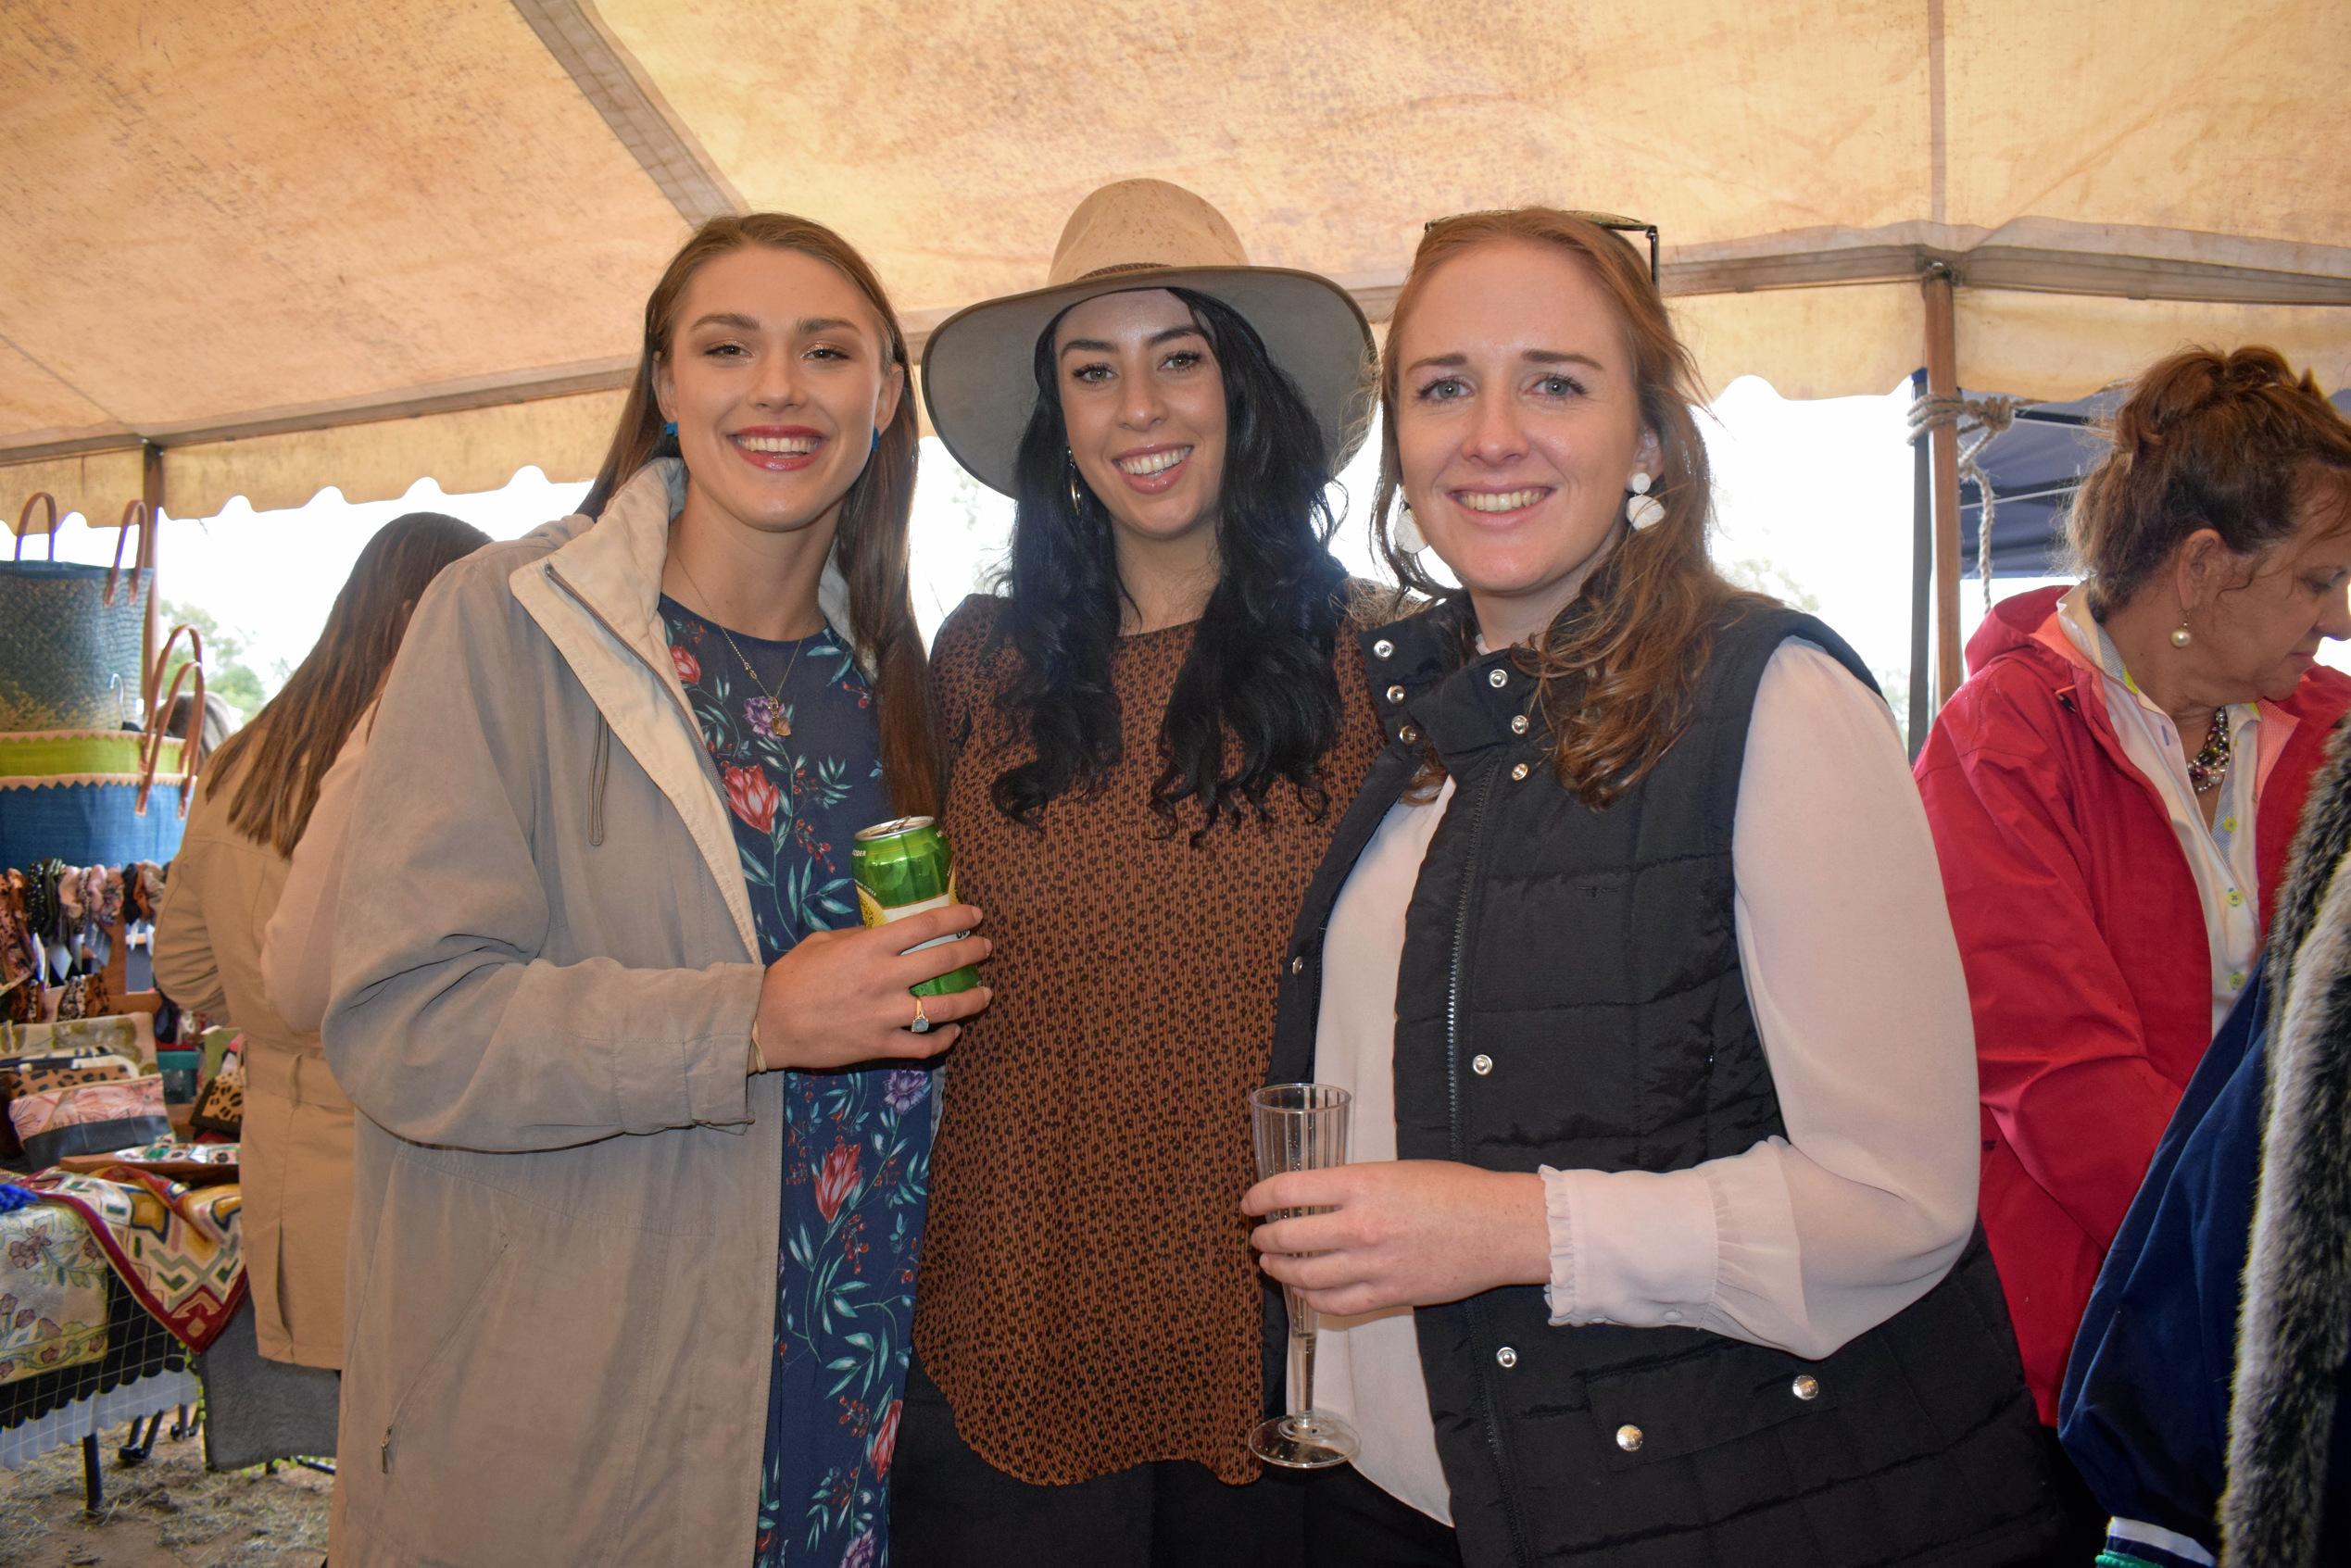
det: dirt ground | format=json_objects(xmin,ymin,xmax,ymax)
[{"xmin": 0, "ymin": 1423, "xmax": 329, "ymax": 1568}]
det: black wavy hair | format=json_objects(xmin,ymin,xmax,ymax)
[{"xmin": 988, "ymin": 287, "xmax": 1352, "ymax": 839}]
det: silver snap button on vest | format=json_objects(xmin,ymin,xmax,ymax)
[
  {"xmin": 1289, "ymin": 956, "xmax": 1304, "ymax": 975},
  {"xmin": 1792, "ymin": 1374, "xmax": 1820, "ymax": 1401},
  {"xmin": 1386, "ymin": 684, "xmax": 1406, "ymax": 704},
  {"xmin": 1616, "ymin": 1424, "xmax": 1643, "ymax": 1453},
  {"xmin": 1400, "ymin": 724, "xmax": 1420, "ymax": 744},
  {"xmin": 1511, "ymin": 713, "xmax": 1529, "ymax": 734},
  {"xmin": 1373, "ymin": 638, "xmax": 1395, "ymax": 659},
  {"xmin": 1471, "ymin": 1053, "xmax": 1493, "ymax": 1076},
  {"xmin": 1511, "ymin": 762, "xmax": 1530, "ymax": 781},
  {"xmin": 1489, "ymin": 668, "xmax": 1509, "ymax": 688},
  {"xmin": 1494, "ymin": 1346, "xmax": 1517, "ymax": 1369}
]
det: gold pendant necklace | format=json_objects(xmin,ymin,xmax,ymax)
[{"xmin": 671, "ymin": 557, "xmax": 814, "ymax": 741}]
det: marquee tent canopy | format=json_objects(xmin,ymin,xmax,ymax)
[{"xmin": 3, "ymin": 0, "xmax": 2346, "ymax": 528}]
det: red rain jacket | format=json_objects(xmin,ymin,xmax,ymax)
[{"xmin": 1915, "ymin": 584, "xmax": 2351, "ymax": 1422}]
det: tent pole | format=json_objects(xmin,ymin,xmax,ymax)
[
  {"xmin": 1908, "ymin": 369, "xmax": 1931, "ymax": 759},
  {"xmin": 1921, "ymin": 264, "xmax": 1964, "ymax": 704},
  {"xmin": 140, "ymin": 442, "xmax": 162, "ymax": 713}
]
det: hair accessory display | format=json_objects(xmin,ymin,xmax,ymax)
[{"xmin": 1625, "ymin": 471, "xmax": 1666, "ymax": 530}]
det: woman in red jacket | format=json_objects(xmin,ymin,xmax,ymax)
[{"xmin": 1917, "ymin": 345, "xmax": 2351, "ymax": 1434}]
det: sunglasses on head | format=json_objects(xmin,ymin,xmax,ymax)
[{"xmin": 1424, "ymin": 209, "xmax": 1662, "ymax": 285}]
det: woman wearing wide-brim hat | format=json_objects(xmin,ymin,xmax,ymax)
[{"xmin": 894, "ymin": 179, "xmax": 1387, "ymax": 1563}]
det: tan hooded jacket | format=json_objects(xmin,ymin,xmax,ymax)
[{"xmin": 323, "ymin": 459, "xmax": 865, "ymax": 1567}]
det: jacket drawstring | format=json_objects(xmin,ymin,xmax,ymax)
[{"xmin": 589, "ymin": 713, "xmax": 610, "ymax": 847}]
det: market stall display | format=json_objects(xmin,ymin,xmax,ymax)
[{"xmin": 0, "ymin": 844, "xmax": 287, "ymax": 1503}]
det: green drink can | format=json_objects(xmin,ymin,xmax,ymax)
[{"xmin": 852, "ymin": 815, "xmax": 981, "ymax": 997}]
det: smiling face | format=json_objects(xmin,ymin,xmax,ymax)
[
  {"xmin": 652, "ymin": 244, "xmax": 904, "ymax": 540},
  {"xmin": 1391, "ymin": 238, "xmax": 1658, "ymax": 646},
  {"xmin": 2190, "ymin": 474, "xmax": 2351, "ymax": 703},
  {"xmin": 1052, "ymin": 288, "xmax": 1229, "ymax": 551}
]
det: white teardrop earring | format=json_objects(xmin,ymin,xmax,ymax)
[
  {"xmin": 1625, "ymin": 471, "xmax": 1666, "ymax": 530},
  {"xmin": 1393, "ymin": 505, "xmax": 1427, "ymax": 554},
  {"xmin": 2171, "ymin": 620, "xmax": 2193, "ymax": 648}
]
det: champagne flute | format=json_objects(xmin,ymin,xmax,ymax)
[{"xmin": 1248, "ymin": 1082, "xmax": 1360, "ymax": 1469}]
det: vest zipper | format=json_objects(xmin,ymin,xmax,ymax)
[{"xmin": 1445, "ymin": 753, "xmax": 1537, "ymax": 1568}]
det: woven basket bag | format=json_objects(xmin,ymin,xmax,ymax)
[{"xmin": 0, "ymin": 496, "xmax": 153, "ymax": 734}]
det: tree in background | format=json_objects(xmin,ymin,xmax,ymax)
[{"xmin": 157, "ymin": 598, "xmax": 285, "ymax": 723}]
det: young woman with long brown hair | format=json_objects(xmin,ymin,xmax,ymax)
[
  {"xmin": 1243, "ymin": 208, "xmax": 2063, "ymax": 1566},
  {"xmin": 321, "ymin": 214, "xmax": 988, "ymax": 1568},
  {"xmin": 155, "ymin": 509, "xmax": 487, "ymax": 1375}
]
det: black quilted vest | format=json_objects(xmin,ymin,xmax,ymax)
[{"xmin": 1267, "ymin": 599, "xmax": 2063, "ymax": 1568}]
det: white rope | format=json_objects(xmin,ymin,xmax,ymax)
[{"xmin": 1909, "ymin": 392, "xmax": 2028, "ymax": 611}]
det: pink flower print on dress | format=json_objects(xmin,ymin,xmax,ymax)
[
  {"xmin": 870, "ymin": 1398, "xmax": 900, "ymax": 1481},
  {"xmin": 670, "ymin": 645, "xmax": 700, "ymax": 685},
  {"xmin": 813, "ymin": 1142, "xmax": 861, "ymax": 1224},
  {"xmin": 723, "ymin": 764, "xmax": 782, "ymax": 835}
]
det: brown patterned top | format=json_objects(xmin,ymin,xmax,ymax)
[{"xmin": 914, "ymin": 594, "xmax": 1386, "ymax": 1484}]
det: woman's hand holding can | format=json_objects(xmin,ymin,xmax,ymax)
[{"xmin": 753, "ymin": 904, "xmax": 992, "ymax": 1071}]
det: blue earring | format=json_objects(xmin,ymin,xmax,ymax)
[
  {"xmin": 662, "ymin": 420, "xmax": 678, "ymax": 438},
  {"xmin": 870, "ymin": 428, "xmax": 880, "ymax": 454}
]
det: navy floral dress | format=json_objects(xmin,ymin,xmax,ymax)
[{"xmin": 660, "ymin": 597, "xmax": 935, "ymax": 1568}]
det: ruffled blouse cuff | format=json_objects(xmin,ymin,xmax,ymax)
[{"xmin": 1540, "ymin": 1163, "xmax": 1721, "ymax": 1329}]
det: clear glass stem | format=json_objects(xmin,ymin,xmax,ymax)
[{"xmin": 1285, "ymin": 1284, "xmax": 1317, "ymax": 1416}]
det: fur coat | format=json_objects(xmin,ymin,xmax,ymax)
[{"xmin": 2225, "ymin": 721, "xmax": 2351, "ymax": 1564}]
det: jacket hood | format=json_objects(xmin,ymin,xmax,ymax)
[{"xmin": 1965, "ymin": 583, "xmax": 2072, "ymax": 676}]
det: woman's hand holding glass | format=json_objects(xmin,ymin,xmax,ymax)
[
  {"xmin": 1245, "ymin": 1160, "xmax": 1551, "ymax": 1317},
  {"xmin": 753, "ymin": 903, "xmax": 991, "ymax": 1071}
]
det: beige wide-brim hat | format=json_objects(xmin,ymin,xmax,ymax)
[{"xmin": 922, "ymin": 179, "xmax": 1377, "ymax": 496}]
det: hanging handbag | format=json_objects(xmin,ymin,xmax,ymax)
[
  {"xmin": 0, "ymin": 496, "xmax": 153, "ymax": 734},
  {"xmin": 0, "ymin": 621, "xmax": 200, "ymax": 870}
]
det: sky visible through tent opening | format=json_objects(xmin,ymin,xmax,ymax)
[{"xmin": 46, "ymin": 375, "xmax": 2333, "ymax": 731}]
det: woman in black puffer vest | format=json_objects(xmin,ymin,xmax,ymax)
[{"xmin": 1243, "ymin": 208, "xmax": 2066, "ymax": 1568}]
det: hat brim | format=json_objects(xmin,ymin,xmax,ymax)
[{"xmin": 920, "ymin": 266, "xmax": 1376, "ymax": 497}]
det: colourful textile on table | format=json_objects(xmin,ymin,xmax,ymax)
[
  {"xmin": 658, "ymin": 596, "xmax": 932, "ymax": 1568},
  {"xmin": 8, "ymin": 1073, "xmax": 164, "ymax": 1140},
  {"xmin": 13, "ymin": 1055, "xmax": 135, "ymax": 1096},
  {"xmin": 25, "ymin": 1171, "xmax": 244, "ymax": 1353},
  {"xmin": 0, "ymin": 1013, "xmax": 145, "ymax": 1062},
  {"xmin": 0, "ymin": 1202, "xmax": 110, "ymax": 1386}
]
